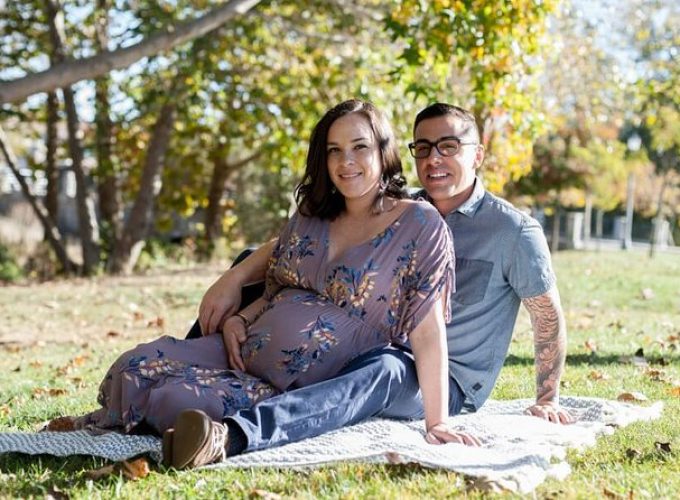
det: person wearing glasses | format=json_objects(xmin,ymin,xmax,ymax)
[
  {"xmin": 65, "ymin": 100, "xmax": 481, "ymax": 468},
  {"xmin": 180, "ymin": 102, "xmax": 572, "ymax": 466}
]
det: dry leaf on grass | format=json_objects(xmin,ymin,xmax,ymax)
[
  {"xmin": 146, "ymin": 316, "xmax": 165, "ymax": 328},
  {"xmin": 668, "ymin": 386, "xmax": 680, "ymax": 397},
  {"xmin": 106, "ymin": 330, "xmax": 122, "ymax": 338},
  {"xmin": 584, "ymin": 339, "xmax": 598, "ymax": 353},
  {"xmin": 85, "ymin": 458, "xmax": 150, "ymax": 481},
  {"xmin": 644, "ymin": 368, "xmax": 668, "ymax": 382},
  {"xmin": 616, "ymin": 391, "xmax": 648, "ymax": 402},
  {"xmin": 32, "ymin": 387, "xmax": 67, "ymax": 398},
  {"xmin": 43, "ymin": 416, "xmax": 77, "ymax": 432},
  {"xmin": 132, "ymin": 311, "xmax": 144, "ymax": 321},
  {"xmin": 250, "ymin": 489, "xmax": 282, "ymax": 500},
  {"xmin": 589, "ymin": 370, "xmax": 610, "ymax": 381}
]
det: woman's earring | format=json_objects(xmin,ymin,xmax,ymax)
[{"xmin": 331, "ymin": 185, "xmax": 337, "ymax": 194}]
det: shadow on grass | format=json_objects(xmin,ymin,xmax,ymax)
[{"xmin": 505, "ymin": 353, "xmax": 679, "ymax": 367}]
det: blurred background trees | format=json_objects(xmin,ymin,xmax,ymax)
[{"xmin": 0, "ymin": 0, "xmax": 678, "ymax": 278}]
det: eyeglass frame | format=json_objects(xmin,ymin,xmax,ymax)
[{"xmin": 407, "ymin": 136, "xmax": 479, "ymax": 159}]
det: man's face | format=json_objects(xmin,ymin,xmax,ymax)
[{"xmin": 413, "ymin": 115, "xmax": 484, "ymax": 215}]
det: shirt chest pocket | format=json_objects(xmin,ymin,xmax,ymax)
[{"xmin": 453, "ymin": 258, "xmax": 494, "ymax": 305}]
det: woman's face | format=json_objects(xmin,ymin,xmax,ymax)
[{"xmin": 326, "ymin": 112, "xmax": 382, "ymax": 204}]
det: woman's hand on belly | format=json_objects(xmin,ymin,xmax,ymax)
[{"xmin": 221, "ymin": 315, "xmax": 248, "ymax": 370}]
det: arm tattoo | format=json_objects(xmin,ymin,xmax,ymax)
[{"xmin": 522, "ymin": 287, "xmax": 567, "ymax": 405}]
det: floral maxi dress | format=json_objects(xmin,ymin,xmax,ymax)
[{"xmin": 79, "ymin": 200, "xmax": 454, "ymax": 434}]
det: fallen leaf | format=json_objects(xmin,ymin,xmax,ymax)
[
  {"xmin": 120, "ymin": 458, "xmax": 151, "ymax": 480},
  {"xmin": 617, "ymin": 391, "xmax": 648, "ymax": 402},
  {"xmin": 132, "ymin": 311, "xmax": 144, "ymax": 321},
  {"xmin": 602, "ymin": 487, "xmax": 622, "ymax": 499},
  {"xmin": 250, "ymin": 489, "xmax": 282, "ymax": 500},
  {"xmin": 85, "ymin": 458, "xmax": 150, "ymax": 481},
  {"xmin": 669, "ymin": 386, "xmax": 680, "ymax": 397},
  {"xmin": 654, "ymin": 441, "xmax": 672, "ymax": 453},
  {"xmin": 106, "ymin": 330, "xmax": 122, "ymax": 338},
  {"xmin": 589, "ymin": 370, "xmax": 610, "ymax": 381},
  {"xmin": 640, "ymin": 288, "xmax": 654, "ymax": 300},
  {"xmin": 146, "ymin": 316, "xmax": 165, "ymax": 328},
  {"xmin": 644, "ymin": 368, "xmax": 667, "ymax": 382},
  {"xmin": 44, "ymin": 416, "xmax": 77, "ymax": 432},
  {"xmin": 584, "ymin": 339, "xmax": 598, "ymax": 353}
]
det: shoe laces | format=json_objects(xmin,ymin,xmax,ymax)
[{"xmin": 208, "ymin": 421, "xmax": 228, "ymax": 463}]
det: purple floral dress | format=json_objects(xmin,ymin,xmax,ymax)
[{"xmin": 78, "ymin": 200, "xmax": 454, "ymax": 434}]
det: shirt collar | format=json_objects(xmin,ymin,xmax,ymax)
[
  {"xmin": 414, "ymin": 177, "xmax": 486, "ymax": 218},
  {"xmin": 454, "ymin": 177, "xmax": 485, "ymax": 218}
]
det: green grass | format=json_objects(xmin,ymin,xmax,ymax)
[{"xmin": 1, "ymin": 251, "xmax": 679, "ymax": 499}]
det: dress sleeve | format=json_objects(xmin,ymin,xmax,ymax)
[
  {"xmin": 391, "ymin": 206, "xmax": 455, "ymax": 341},
  {"xmin": 262, "ymin": 211, "xmax": 300, "ymax": 301}
]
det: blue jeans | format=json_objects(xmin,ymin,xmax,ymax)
[
  {"xmin": 187, "ymin": 250, "xmax": 465, "ymax": 452},
  {"xmin": 228, "ymin": 347, "xmax": 466, "ymax": 452}
]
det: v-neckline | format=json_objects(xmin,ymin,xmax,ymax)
[{"xmin": 322, "ymin": 203, "xmax": 415, "ymax": 265}]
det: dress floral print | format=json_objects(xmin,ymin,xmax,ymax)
[{"xmin": 78, "ymin": 200, "xmax": 454, "ymax": 435}]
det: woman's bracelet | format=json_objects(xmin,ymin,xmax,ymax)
[{"xmin": 235, "ymin": 312, "xmax": 251, "ymax": 328}]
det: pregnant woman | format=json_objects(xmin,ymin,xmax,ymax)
[{"xmin": 73, "ymin": 99, "xmax": 457, "ymax": 468}]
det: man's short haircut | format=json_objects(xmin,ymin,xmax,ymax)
[{"xmin": 413, "ymin": 103, "xmax": 480, "ymax": 143}]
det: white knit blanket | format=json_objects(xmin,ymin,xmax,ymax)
[{"xmin": 0, "ymin": 397, "xmax": 663, "ymax": 493}]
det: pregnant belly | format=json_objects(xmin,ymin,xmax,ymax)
[{"xmin": 242, "ymin": 289, "xmax": 382, "ymax": 391}]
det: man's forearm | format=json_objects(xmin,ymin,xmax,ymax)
[
  {"xmin": 228, "ymin": 238, "xmax": 277, "ymax": 286},
  {"xmin": 522, "ymin": 287, "xmax": 567, "ymax": 405}
]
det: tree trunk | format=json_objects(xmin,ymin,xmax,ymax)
[
  {"xmin": 0, "ymin": 126, "xmax": 75, "ymax": 273},
  {"xmin": 0, "ymin": 0, "xmax": 262, "ymax": 104},
  {"xmin": 94, "ymin": 0, "xmax": 123, "ymax": 244},
  {"xmin": 622, "ymin": 172, "xmax": 635, "ymax": 250},
  {"xmin": 550, "ymin": 203, "xmax": 561, "ymax": 253},
  {"xmin": 46, "ymin": 0, "xmax": 100, "ymax": 274},
  {"xmin": 108, "ymin": 102, "xmax": 176, "ymax": 274},
  {"xmin": 649, "ymin": 174, "xmax": 669, "ymax": 259},
  {"xmin": 595, "ymin": 208, "xmax": 603, "ymax": 251},
  {"xmin": 583, "ymin": 189, "xmax": 592, "ymax": 245},
  {"xmin": 44, "ymin": 90, "xmax": 59, "ymax": 223},
  {"xmin": 203, "ymin": 150, "xmax": 260, "ymax": 256}
]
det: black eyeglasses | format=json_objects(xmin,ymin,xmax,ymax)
[{"xmin": 408, "ymin": 137, "xmax": 478, "ymax": 159}]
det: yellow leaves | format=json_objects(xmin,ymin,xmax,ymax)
[{"xmin": 32, "ymin": 387, "xmax": 67, "ymax": 399}]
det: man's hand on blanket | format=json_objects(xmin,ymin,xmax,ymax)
[
  {"xmin": 425, "ymin": 422, "xmax": 481, "ymax": 446},
  {"xmin": 524, "ymin": 403, "xmax": 575, "ymax": 424}
]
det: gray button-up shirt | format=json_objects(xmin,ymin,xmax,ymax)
[{"xmin": 419, "ymin": 179, "xmax": 556, "ymax": 410}]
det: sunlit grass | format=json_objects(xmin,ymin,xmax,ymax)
[{"xmin": 1, "ymin": 251, "xmax": 678, "ymax": 498}]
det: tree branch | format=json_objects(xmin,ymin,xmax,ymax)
[{"xmin": 0, "ymin": 0, "xmax": 261, "ymax": 104}]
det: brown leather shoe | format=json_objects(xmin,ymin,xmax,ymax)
[{"xmin": 165, "ymin": 409, "xmax": 228, "ymax": 469}]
